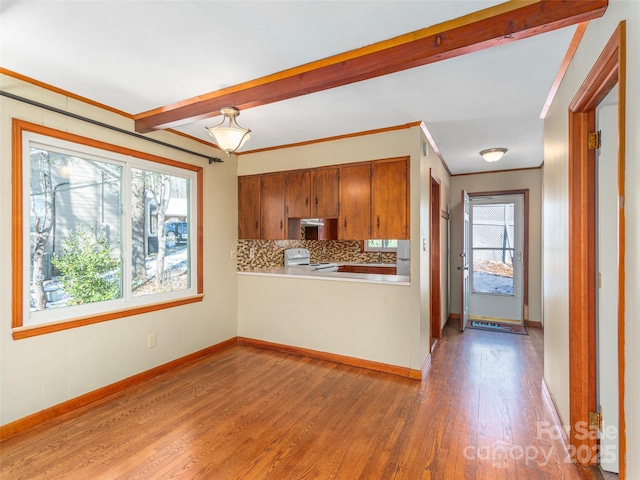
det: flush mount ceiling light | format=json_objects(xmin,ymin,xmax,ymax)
[
  {"xmin": 205, "ymin": 107, "xmax": 251, "ymax": 155},
  {"xmin": 479, "ymin": 147, "xmax": 507, "ymax": 162}
]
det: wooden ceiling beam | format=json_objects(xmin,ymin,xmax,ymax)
[{"xmin": 134, "ymin": 0, "xmax": 607, "ymax": 133}]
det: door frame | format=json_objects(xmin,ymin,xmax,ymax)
[
  {"xmin": 468, "ymin": 190, "xmax": 529, "ymax": 323},
  {"xmin": 567, "ymin": 21, "xmax": 626, "ymax": 475},
  {"xmin": 430, "ymin": 170, "xmax": 442, "ymax": 347}
]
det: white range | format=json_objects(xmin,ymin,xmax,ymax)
[{"xmin": 283, "ymin": 248, "xmax": 339, "ymax": 272}]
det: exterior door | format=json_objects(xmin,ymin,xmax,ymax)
[
  {"xmin": 468, "ymin": 194, "xmax": 524, "ymax": 323},
  {"xmin": 458, "ymin": 190, "xmax": 470, "ymax": 331}
]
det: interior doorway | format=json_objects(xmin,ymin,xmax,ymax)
[
  {"xmin": 430, "ymin": 171, "xmax": 442, "ymax": 348},
  {"xmin": 567, "ymin": 21, "xmax": 625, "ymax": 476}
]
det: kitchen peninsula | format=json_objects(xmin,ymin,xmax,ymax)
[
  {"xmin": 238, "ymin": 263, "xmax": 410, "ymax": 285},
  {"xmin": 238, "ymin": 244, "xmax": 409, "ymax": 285},
  {"xmin": 236, "ymin": 126, "xmax": 446, "ymax": 383}
]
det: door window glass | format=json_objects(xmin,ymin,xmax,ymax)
[{"xmin": 471, "ymin": 202, "xmax": 515, "ymax": 295}]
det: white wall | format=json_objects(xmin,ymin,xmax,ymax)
[
  {"xmin": 542, "ymin": 0, "xmax": 640, "ymax": 476},
  {"xmin": 419, "ymin": 128, "xmax": 451, "ymax": 359},
  {"xmin": 238, "ymin": 126, "xmax": 450, "ymax": 372},
  {"xmin": 0, "ymin": 75, "xmax": 239, "ymax": 426},
  {"xmin": 448, "ymin": 168, "xmax": 543, "ymax": 323}
]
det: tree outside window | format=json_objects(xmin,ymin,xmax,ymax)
[{"xmin": 18, "ymin": 125, "xmax": 199, "ymax": 331}]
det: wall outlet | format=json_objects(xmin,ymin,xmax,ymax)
[
  {"xmin": 250, "ymin": 247, "xmax": 255, "ymax": 259},
  {"xmin": 147, "ymin": 333, "xmax": 156, "ymax": 348},
  {"xmin": 231, "ymin": 249, "xmax": 237, "ymax": 260}
]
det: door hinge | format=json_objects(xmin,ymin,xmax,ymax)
[
  {"xmin": 588, "ymin": 131, "xmax": 601, "ymax": 150},
  {"xmin": 589, "ymin": 411, "xmax": 602, "ymax": 431}
]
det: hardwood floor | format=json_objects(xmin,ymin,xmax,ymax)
[{"xmin": 1, "ymin": 322, "xmax": 587, "ymax": 479}]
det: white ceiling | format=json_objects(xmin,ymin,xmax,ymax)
[{"xmin": 0, "ymin": 1, "xmax": 578, "ymax": 174}]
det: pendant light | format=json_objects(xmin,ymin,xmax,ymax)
[{"xmin": 205, "ymin": 107, "xmax": 251, "ymax": 155}]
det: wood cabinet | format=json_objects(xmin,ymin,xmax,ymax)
[
  {"xmin": 337, "ymin": 264, "xmax": 397, "ymax": 275},
  {"xmin": 312, "ymin": 167, "xmax": 340, "ymax": 218},
  {"xmin": 371, "ymin": 158, "xmax": 409, "ymax": 239},
  {"xmin": 339, "ymin": 163, "xmax": 371, "ymax": 240},
  {"xmin": 285, "ymin": 169, "xmax": 311, "ymax": 218},
  {"xmin": 260, "ymin": 173, "xmax": 286, "ymax": 240},
  {"xmin": 238, "ymin": 175, "xmax": 261, "ymax": 239},
  {"xmin": 238, "ymin": 156, "xmax": 409, "ymax": 241}
]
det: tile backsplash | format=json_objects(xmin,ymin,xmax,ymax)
[{"xmin": 237, "ymin": 240, "xmax": 396, "ymax": 271}]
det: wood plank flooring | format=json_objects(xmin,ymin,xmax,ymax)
[{"xmin": 1, "ymin": 322, "xmax": 587, "ymax": 479}]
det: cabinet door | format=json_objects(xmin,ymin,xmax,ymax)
[
  {"xmin": 312, "ymin": 167, "xmax": 340, "ymax": 218},
  {"xmin": 339, "ymin": 163, "xmax": 371, "ymax": 240},
  {"xmin": 371, "ymin": 158, "xmax": 409, "ymax": 239},
  {"xmin": 238, "ymin": 175, "xmax": 261, "ymax": 239},
  {"xmin": 285, "ymin": 169, "xmax": 311, "ymax": 218},
  {"xmin": 260, "ymin": 173, "xmax": 286, "ymax": 240}
]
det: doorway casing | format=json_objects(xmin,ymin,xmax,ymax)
[
  {"xmin": 430, "ymin": 170, "xmax": 442, "ymax": 347},
  {"xmin": 567, "ymin": 21, "xmax": 626, "ymax": 476}
]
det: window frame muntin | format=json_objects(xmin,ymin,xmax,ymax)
[{"xmin": 12, "ymin": 119, "xmax": 204, "ymax": 339}]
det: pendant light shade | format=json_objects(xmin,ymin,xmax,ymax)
[
  {"xmin": 205, "ymin": 107, "xmax": 251, "ymax": 155},
  {"xmin": 479, "ymin": 147, "xmax": 507, "ymax": 162}
]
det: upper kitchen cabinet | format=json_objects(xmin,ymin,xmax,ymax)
[
  {"xmin": 260, "ymin": 173, "xmax": 286, "ymax": 240},
  {"xmin": 339, "ymin": 163, "xmax": 371, "ymax": 240},
  {"xmin": 312, "ymin": 166, "xmax": 340, "ymax": 218},
  {"xmin": 371, "ymin": 157, "xmax": 409, "ymax": 239},
  {"xmin": 238, "ymin": 175, "xmax": 261, "ymax": 239},
  {"xmin": 285, "ymin": 169, "xmax": 311, "ymax": 218}
]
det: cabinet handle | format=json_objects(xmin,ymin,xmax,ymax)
[
  {"xmin": 315, "ymin": 197, "xmax": 318, "ymax": 205},
  {"xmin": 305, "ymin": 198, "xmax": 309, "ymax": 206},
  {"xmin": 255, "ymin": 221, "xmax": 259, "ymax": 229},
  {"xmin": 343, "ymin": 219, "xmax": 347, "ymax": 229},
  {"xmin": 377, "ymin": 215, "xmax": 380, "ymax": 229},
  {"xmin": 280, "ymin": 219, "xmax": 283, "ymax": 230}
]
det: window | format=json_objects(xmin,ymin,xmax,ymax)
[
  {"xmin": 470, "ymin": 202, "xmax": 515, "ymax": 295},
  {"xmin": 363, "ymin": 239, "xmax": 398, "ymax": 252},
  {"xmin": 12, "ymin": 120, "xmax": 203, "ymax": 338}
]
